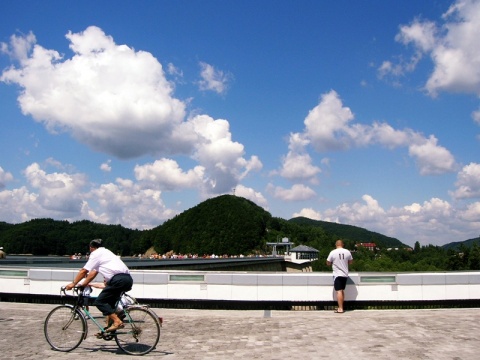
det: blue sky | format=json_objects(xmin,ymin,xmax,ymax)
[{"xmin": 1, "ymin": 0, "xmax": 479, "ymax": 247}]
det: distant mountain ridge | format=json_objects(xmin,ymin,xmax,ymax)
[
  {"xmin": 288, "ymin": 216, "xmax": 407, "ymax": 248},
  {"xmin": 441, "ymin": 236, "xmax": 480, "ymax": 250}
]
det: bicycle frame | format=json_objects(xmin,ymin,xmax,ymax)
[
  {"xmin": 61, "ymin": 287, "xmax": 160, "ymax": 337},
  {"xmin": 46, "ymin": 286, "xmax": 161, "ymax": 354}
]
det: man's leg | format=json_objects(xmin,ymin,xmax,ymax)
[
  {"xmin": 94, "ymin": 287, "xmax": 118, "ymax": 316},
  {"xmin": 100, "ymin": 274, "xmax": 133, "ymax": 331},
  {"xmin": 336, "ymin": 290, "xmax": 344, "ymax": 312},
  {"xmin": 93, "ymin": 283, "xmax": 124, "ymax": 330},
  {"xmin": 333, "ymin": 277, "xmax": 347, "ymax": 313}
]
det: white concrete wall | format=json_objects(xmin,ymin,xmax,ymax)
[{"xmin": 0, "ymin": 267, "xmax": 479, "ymax": 302}]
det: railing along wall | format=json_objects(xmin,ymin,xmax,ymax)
[{"xmin": 1, "ymin": 267, "xmax": 480, "ymax": 310}]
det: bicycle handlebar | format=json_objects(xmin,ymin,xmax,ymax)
[{"xmin": 60, "ymin": 286, "xmax": 86, "ymax": 297}]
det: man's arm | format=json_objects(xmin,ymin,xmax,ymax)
[
  {"xmin": 65, "ymin": 269, "xmax": 98, "ymax": 290},
  {"xmin": 81, "ymin": 269, "xmax": 98, "ymax": 287},
  {"xmin": 326, "ymin": 260, "xmax": 332, "ymax": 266},
  {"xmin": 89, "ymin": 279, "xmax": 106, "ymax": 289},
  {"xmin": 66, "ymin": 268, "xmax": 88, "ymax": 290}
]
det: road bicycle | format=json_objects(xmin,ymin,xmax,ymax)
[{"xmin": 44, "ymin": 286, "xmax": 161, "ymax": 355}]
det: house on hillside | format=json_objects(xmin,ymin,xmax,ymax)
[{"xmin": 355, "ymin": 242, "xmax": 377, "ymax": 251}]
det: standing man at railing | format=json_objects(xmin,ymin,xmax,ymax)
[
  {"xmin": 326, "ymin": 240, "xmax": 353, "ymax": 313},
  {"xmin": 65, "ymin": 239, "xmax": 133, "ymax": 332}
]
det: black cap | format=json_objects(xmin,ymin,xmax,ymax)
[{"xmin": 89, "ymin": 239, "xmax": 103, "ymax": 248}]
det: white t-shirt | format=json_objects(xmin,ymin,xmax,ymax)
[
  {"xmin": 84, "ymin": 247, "xmax": 130, "ymax": 281},
  {"xmin": 327, "ymin": 247, "xmax": 353, "ymax": 278}
]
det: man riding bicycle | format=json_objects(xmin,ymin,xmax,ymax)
[{"xmin": 65, "ymin": 239, "xmax": 133, "ymax": 333}]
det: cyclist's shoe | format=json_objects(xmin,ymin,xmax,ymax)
[
  {"xmin": 95, "ymin": 332, "xmax": 104, "ymax": 339},
  {"xmin": 106, "ymin": 323, "xmax": 125, "ymax": 332},
  {"xmin": 108, "ymin": 312, "xmax": 123, "ymax": 327}
]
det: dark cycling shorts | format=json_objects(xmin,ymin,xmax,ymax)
[{"xmin": 334, "ymin": 276, "xmax": 348, "ymax": 291}]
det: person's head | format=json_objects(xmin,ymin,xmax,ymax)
[
  {"xmin": 335, "ymin": 240, "xmax": 344, "ymax": 248},
  {"xmin": 89, "ymin": 239, "xmax": 103, "ymax": 251}
]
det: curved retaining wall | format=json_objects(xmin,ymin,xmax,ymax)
[{"xmin": 1, "ymin": 267, "xmax": 480, "ymax": 304}]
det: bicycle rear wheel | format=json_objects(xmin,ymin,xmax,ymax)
[
  {"xmin": 44, "ymin": 305, "xmax": 86, "ymax": 352},
  {"xmin": 115, "ymin": 307, "xmax": 160, "ymax": 355}
]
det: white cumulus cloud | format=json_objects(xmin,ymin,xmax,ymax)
[
  {"xmin": 450, "ymin": 162, "xmax": 480, "ymax": 199},
  {"xmin": 279, "ymin": 132, "xmax": 321, "ymax": 182},
  {"xmin": 0, "ymin": 166, "xmax": 14, "ymax": 189},
  {"xmin": 86, "ymin": 178, "xmax": 177, "ymax": 229},
  {"xmin": 134, "ymin": 158, "xmax": 205, "ymax": 191},
  {"xmin": 380, "ymin": 0, "xmax": 480, "ymax": 97},
  {"xmin": 100, "ymin": 160, "xmax": 112, "ymax": 172},
  {"xmin": 198, "ymin": 62, "xmax": 232, "ymax": 95},
  {"xmin": 190, "ymin": 114, "xmax": 262, "ymax": 195},
  {"xmin": 292, "ymin": 207, "xmax": 322, "ymax": 220},
  {"xmin": 407, "ymin": 135, "xmax": 457, "ymax": 175},
  {"xmin": 234, "ymin": 184, "xmax": 269, "ymax": 209},
  {"xmin": 278, "ymin": 90, "xmax": 456, "ymax": 179},
  {"xmin": 304, "ymin": 90, "xmax": 355, "ymax": 152},
  {"xmin": 24, "ymin": 162, "xmax": 87, "ymax": 213},
  {"xmin": 269, "ymin": 183, "xmax": 317, "ymax": 202},
  {"xmin": 1, "ymin": 26, "xmax": 187, "ymax": 159}
]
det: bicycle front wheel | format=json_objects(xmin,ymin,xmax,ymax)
[
  {"xmin": 115, "ymin": 307, "xmax": 160, "ymax": 355},
  {"xmin": 44, "ymin": 305, "xmax": 86, "ymax": 352}
]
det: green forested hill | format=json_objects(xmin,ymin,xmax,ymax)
[
  {"xmin": 289, "ymin": 217, "xmax": 406, "ymax": 249},
  {"xmin": 145, "ymin": 195, "xmax": 271, "ymax": 255},
  {"xmin": 0, "ymin": 218, "xmax": 141, "ymax": 256},
  {"xmin": 442, "ymin": 236, "xmax": 480, "ymax": 251},
  {"xmin": 0, "ymin": 221, "xmax": 14, "ymax": 232}
]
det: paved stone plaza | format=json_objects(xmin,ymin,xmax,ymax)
[{"xmin": 0, "ymin": 302, "xmax": 478, "ymax": 359}]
